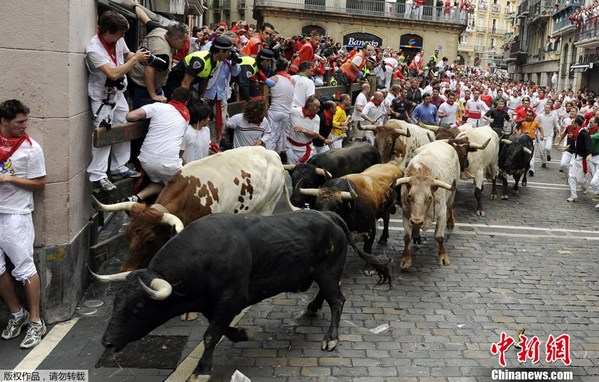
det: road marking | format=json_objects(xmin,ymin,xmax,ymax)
[
  {"xmin": 166, "ymin": 308, "xmax": 250, "ymax": 382},
  {"xmin": 13, "ymin": 318, "xmax": 79, "ymax": 371},
  {"xmin": 386, "ymin": 219, "xmax": 599, "ymax": 234}
]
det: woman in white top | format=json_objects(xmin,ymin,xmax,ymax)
[{"xmin": 226, "ymin": 99, "xmax": 273, "ymax": 148}]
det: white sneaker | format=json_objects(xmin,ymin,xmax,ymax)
[
  {"xmin": 566, "ymin": 197, "xmax": 578, "ymax": 203},
  {"xmin": 595, "ymin": 203, "xmax": 599, "ymax": 210},
  {"xmin": 20, "ymin": 320, "xmax": 46, "ymax": 349},
  {"xmin": 92, "ymin": 178, "xmax": 117, "ymax": 192}
]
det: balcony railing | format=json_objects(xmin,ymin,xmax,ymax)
[
  {"xmin": 518, "ymin": 0, "xmax": 529, "ymax": 17},
  {"xmin": 529, "ymin": 0, "xmax": 554, "ymax": 19},
  {"xmin": 551, "ymin": 1, "xmax": 581, "ymax": 33},
  {"xmin": 254, "ymin": 0, "xmax": 468, "ymax": 26},
  {"xmin": 576, "ymin": 15, "xmax": 599, "ymax": 41},
  {"xmin": 491, "ymin": 4, "xmax": 501, "ymax": 13}
]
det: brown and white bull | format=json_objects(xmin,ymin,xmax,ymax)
[
  {"xmin": 92, "ymin": 146, "xmax": 299, "ymax": 271},
  {"xmin": 395, "ymin": 140, "xmax": 460, "ymax": 270},
  {"xmin": 362, "ymin": 120, "xmax": 434, "ymax": 170},
  {"xmin": 418, "ymin": 122, "xmax": 461, "ymax": 140},
  {"xmin": 298, "ymin": 163, "xmax": 404, "ymax": 253},
  {"xmin": 454, "ymin": 124, "xmax": 500, "ymax": 216}
]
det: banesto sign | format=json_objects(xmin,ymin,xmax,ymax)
[{"xmin": 343, "ymin": 32, "xmax": 382, "ymax": 48}]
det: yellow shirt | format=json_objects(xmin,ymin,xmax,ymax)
[{"xmin": 331, "ymin": 105, "xmax": 348, "ymax": 136}]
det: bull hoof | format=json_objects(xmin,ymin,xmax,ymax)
[
  {"xmin": 180, "ymin": 312, "xmax": 199, "ymax": 321},
  {"xmin": 303, "ymin": 308, "xmax": 319, "ymax": 317},
  {"xmin": 413, "ymin": 237, "xmax": 422, "ymax": 245},
  {"xmin": 400, "ymin": 257, "xmax": 412, "ymax": 270},
  {"xmin": 501, "ymin": 194, "xmax": 508, "ymax": 200},
  {"xmin": 377, "ymin": 238, "xmax": 388, "ymax": 245},
  {"xmin": 362, "ymin": 268, "xmax": 376, "ymax": 276},
  {"xmin": 321, "ymin": 338, "xmax": 338, "ymax": 351},
  {"xmin": 476, "ymin": 210, "xmax": 485, "ymax": 217},
  {"xmin": 188, "ymin": 374, "xmax": 211, "ymax": 382},
  {"xmin": 490, "ymin": 193, "xmax": 497, "ymax": 200},
  {"xmin": 522, "ymin": 179, "xmax": 527, "ymax": 186},
  {"xmin": 437, "ymin": 254, "xmax": 450, "ymax": 266},
  {"xmin": 447, "ymin": 221, "xmax": 455, "ymax": 230}
]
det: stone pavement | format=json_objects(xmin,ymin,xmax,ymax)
[{"xmin": 1, "ymin": 149, "xmax": 598, "ymax": 382}]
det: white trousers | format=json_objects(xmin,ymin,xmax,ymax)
[
  {"xmin": 87, "ymin": 92, "xmax": 131, "ymax": 182},
  {"xmin": 568, "ymin": 155, "xmax": 590, "ymax": 199},
  {"xmin": 589, "ymin": 155, "xmax": 599, "ymax": 194},
  {"xmin": 560, "ymin": 151, "xmax": 572, "ymax": 173},
  {"xmin": 538, "ymin": 135, "xmax": 553, "ymax": 165},
  {"xmin": 0, "ymin": 214, "xmax": 36, "ymax": 282},
  {"xmin": 267, "ymin": 110, "xmax": 291, "ymax": 153},
  {"xmin": 286, "ymin": 143, "xmax": 313, "ymax": 164}
]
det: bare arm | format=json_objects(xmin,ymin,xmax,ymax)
[
  {"xmin": 97, "ymin": 49, "xmax": 149, "ymax": 81},
  {"xmin": 0, "ymin": 174, "xmax": 46, "ymax": 192},
  {"xmin": 126, "ymin": 108, "xmax": 147, "ymax": 122}
]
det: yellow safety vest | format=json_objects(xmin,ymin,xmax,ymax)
[
  {"xmin": 184, "ymin": 51, "xmax": 219, "ymax": 78},
  {"xmin": 240, "ymin": 56, "xmax": 258, "ymax": 76}
]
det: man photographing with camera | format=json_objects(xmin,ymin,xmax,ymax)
[
  {"xmin": 85, "ymin": 10, "xmax": 149, "ymax": 192},
  {"xmin": 129, "ymin": 3, "xmax": 188, "ymax": 107}
]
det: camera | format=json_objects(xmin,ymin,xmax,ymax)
[
  {"xmin": 229, "ymin": 48, "xmax": 242, "ymax": 65},
  {"xmin": 140, "ymin": 46, "xmax": 168, "ymax": 71},
  {"xmin": 105, "ymin": 76, "xmax": 126, "ymax": 91}
]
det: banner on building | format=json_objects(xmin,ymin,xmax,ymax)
[
  {"xmin": 343, "ymin": 32, "xmax": 382, "ymax": 48},
  {"xmin": 399, "ymin": 34, "xmax": 423, "ymax": 50}
]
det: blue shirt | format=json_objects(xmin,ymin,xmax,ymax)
[
  {"xmin": 204, "ymin": 60, "xmax": 241, "ymax": 101},
  {"xmin": 413, "ymin": 102, "xmax": 439, "ymax": 123}
]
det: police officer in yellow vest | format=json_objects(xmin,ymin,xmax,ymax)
[
  {"xmin": 164, "ymin": 36, "xmax": 233, "ymax": 99},
  {"xmin": 236, "ymin": 49, "xmax": 275, "ymax": 101}
]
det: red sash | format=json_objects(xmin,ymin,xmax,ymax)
[
  {"xmin": 287, "ymin": 137, "xmax": 312, "ymax": 163},
  {"xmin": 467, "ymin": 110, "xmax": 482, "ymax": 119},
  {"xmin": 0, "ymin": 132, "xmax": 32, "ymax": 163}
]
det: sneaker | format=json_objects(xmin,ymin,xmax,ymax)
[
  {"xmin": 581, "ymin": 186, "xmax": 589, "ymax": 195},
  {"xmin": 595, "ymin": 203, "xmax": 599, "ymax": 209},
  {"xmin": 126, "ymin": 195, "xmax": 140, "ymax": 203},
  {"xmin": 528, "ymin": 170, "xmax": 534, "ymax": 177},
  {"xmin": 20, "ymin": 321, "xmax": 47, "ymax": 349},
  {"xmin": 566, "ymin": 197, "xmax": 578, "ymax": 202},
  {"xmin": 2, "ymin": 309, "xmax": 30, "ymax": 340},
  {"xmin": 541, "ymin": 163, "xmax": 547, "ymax": 168},
  {"xmin": 92, "ymin": 178, "xmax": 117, "ymax": 192},
  {"xmin": 111, "ymin": 169, "xmax": 141, "ymax": 180},
  {"xmin": 547, "ymin": 154, "xmax": 551, "ymax": 162}
]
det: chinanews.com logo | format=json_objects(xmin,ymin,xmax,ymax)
[{"xmin": 488, "ymin": 332, "xmax": 576, "ymax": 381}]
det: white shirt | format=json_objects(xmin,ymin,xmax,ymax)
[
  {"xmin": 226, "ymin": 113, "xmax": 272, "ymax": 148},
  {"xmin": 0, "ymin": 138, "xmax": 46, "ymax": 214},
  {"xmin": 269, "ymin": 74, "xmax": 295, "ymax": 113},
  {"xmin": 85, "ymin": 35, "xmax": 130, "ymax": 100},
  {"xmin": 287, "ymin": 107, "xmax": 320, "ymax": 145},
  {"xmin": 139, "ymin": 103, "xmax": 189, "ymax": 161},
  {"xmin": 291, "ymin": 74, "xmax": 315, "ymax": 108},
  {"xmin": 508, "ymin": 95, "xmax": 522, "ymax": 110},
  {"xmin": 352, "ymin": 92, "xmax": 369, "ymax": 122},
  {"xmin": 180, "ymin": 125, "xmax": 211, "ymax": 164},
  {"xmin": 362, "ymin": 101, "xmax": 386, "ymax": 126},
  {"xmin": 438, "ymin": 101, "xmax": 460, "ymax": 125}
]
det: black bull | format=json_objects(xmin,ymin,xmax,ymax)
[
  {"xmin": 498, "ymin": 133, "xmax": 534, "ymax": 199},
  {"xmin": 99, "ymin": 211, "xmax": 390, "ymax": 380},
  {"xmin": 287, "ymin": 142, "xmax": 381, "ymax": 207}
]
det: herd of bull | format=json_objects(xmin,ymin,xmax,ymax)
[{"xmin": 91, "ymin": 121, "xmax": 535, "ymax": 381}]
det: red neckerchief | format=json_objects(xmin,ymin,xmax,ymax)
[
  {"xmin": 168, "ymin": 100, "xmax": 190, "ymax": 122},
  {"xmin": 302, "ymin": 107, "xmax": 316, "ymax": 119},
  {"xmin": 370, "ymin": 97, "xmax": 381, "ymax": 107},
  {"xmin": 97, "ymin": 32, "xmax": 117, "ymax": 65},
  {"xmin": 277, "ymin": 70, "xmax": 291, "ymax": 80},
  {"xmin": 0, "ymin": 131, "xmax": 31, "ymax": 163}
]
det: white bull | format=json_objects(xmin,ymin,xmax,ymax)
[
  {"xmin": 395, "ymin": 140, "xmax": 460, "ymax": 270},
  {"xmin": 456, "ymin": 124, "xmax": 500, "ymax": 216}
]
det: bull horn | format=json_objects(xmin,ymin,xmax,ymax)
[
  {"xmin": 394, "ymin": 177, "xmax": 412, "ymax": 187},
  {"xmin": 283, "ymin": 164, "xmax": 296, "ymax": 171},
  {"xmin": 359, "ymin": 124, "xmax": 377, "ymax": 131},
  {"xmin": 523, "ymin": 147, "xmax": 532, "ymax": 155},
  {"xmin": 469, "ymin": 138, "xmax": 491, "ymax": 150},
  {"xmin": 160, "ymin": 213, "xmax": 184, "ymax": 233},
  {"xmin": 456, "ymin": 131, "xmax": 468, "ymax": 140},
  {"xmin": 138, "ymin": 277, "xmax": 173, "ymax": 300},
  {"xmin": 394, "ymin": 127, "xmax": 411, "ymax": 138},
  {"xmin": 339, "ymin": 191, "xmax": 354, "ymax": 200},
  {"xmin": 89, "ymin": 268, "xmax": 131, "ymax": 283},
  {"xmin": 314, "ymin": 168, "xmax": 333, "ymax": 179},
  {"xmin": 432, "ymin": 179, "xmax": 454, "ymax": 191},
  {"xmin": 91, "ymin": 195, "xmax": 136, "ymax": 212},
  {"xmin": 501, "ymin": 139, "xmax": 513, "ymax": 145},
  {"xmin": 418, "ymin": 122, "xmax": 440, "ymax": 133},
  {"xmin": 299, "ymin": 188, "xmax": 321, "ymax": 196}
]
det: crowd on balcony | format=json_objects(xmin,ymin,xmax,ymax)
[{"xmin": 567, "ymin": 0, "xmax": 599, "ymax": 34}]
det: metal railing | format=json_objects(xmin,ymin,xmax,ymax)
[
  {"xmin": 552, "ymin": 17, "xmax": 573, "ymax": 33},
  {"xmin": 576, "ymin": 15, "xmax": 599, "ymax": 41},
  {"xmin": 254, "ymin": 0, "xmax": 468, "ymax": 26}
]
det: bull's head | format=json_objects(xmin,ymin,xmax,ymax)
[
  {"xmin": 301, "ymin": 180, "xmax": 357, "ymax": 215},
  {"xmin": 395, "ymin": 176, "xmax": 453, "ymax": 227},
  {"xmin": 91, "ymin": 197, "xmax": 184, "ymax": 271},
  {"xmin": 445, "ymin": 136, "xmax": 491, "ymax": 172},
  {"xmin": 371, "ymin": 124, "xmax": 411, "ymax": 163},
  {"xmin": 92, "ymin": 269, "xmax": 177, "ymax": 353},
  {"xmin": 499, "ymin": 137, "xmax": 533, "ymax": 172},
  {"xmin": 286, "ymin": 164, "xmax": 332, "ymax": 207}
]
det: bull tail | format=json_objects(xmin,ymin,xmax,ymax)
[
  {"xmin": 283, "ymin": 182, "xmax": 301, "ymax": 212},
  {"xmin": 328, "ymin": 213, "xmax": 392, "ymax": 288}
]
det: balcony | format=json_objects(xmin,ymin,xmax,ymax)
[
  {"xmin": 491, "ymin": 4, "xmax": 501, "ymax": 13},
  {"xmin": 551, "ymin": 0, "xmax": 581, "ymax": 35},
  {"xmin": 238, "ymin": 0, "xmax": 246, "ymax": 9},
  {"xmin": 529, "ymin": 0, "xmax": 554, "ymax": 23},
  {"xmin": 575, "ymin": 15, "xmax": 599, "ymax": 48},
  {"xmin": 517, "ymin": 0, "xmax": 529, "ymax": 18},
  {"xmin": 254, "ymin": 0, "xmax": 468, "ymax": 26}
]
